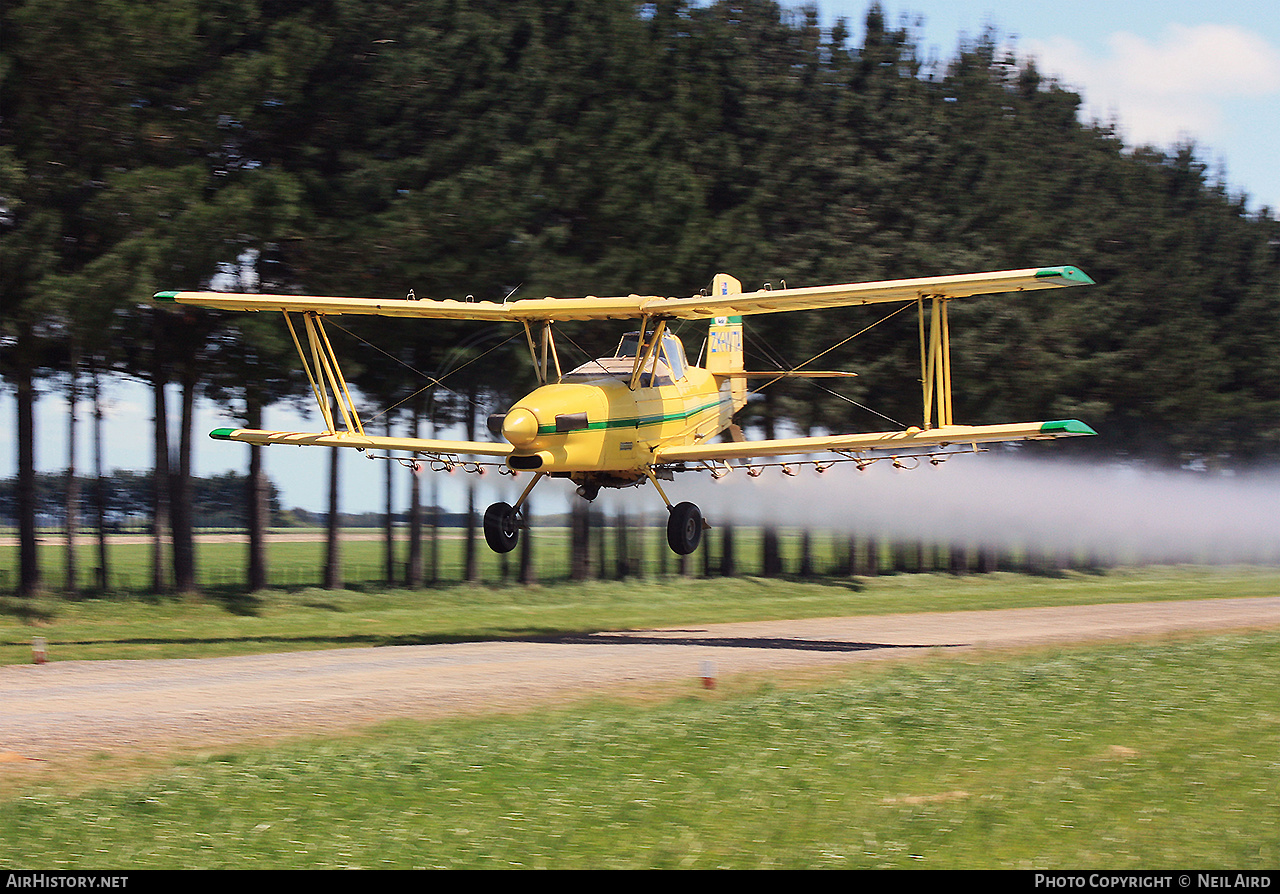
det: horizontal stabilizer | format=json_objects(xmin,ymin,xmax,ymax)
[{"xmin": 727, "ymin": 370, "xmax": 858, "ymax": 378}]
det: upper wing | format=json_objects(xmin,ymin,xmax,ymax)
[
  {"xmin": 210, "ymin": 426, "xmax": 513, "ymax": 457},
  {"xmin": 647, "ymin": 266, "xmax": 1094, "ymax": 319},
  {"xmin": 652, "ymin": 420, "xmax": 1097, "ymax": 464},
  {"xmin": 154, "ymin": 266, "xmax": 1092, "ymax": 322},
  {"xmin": 154, "ymin": 290, "xmax": 659, "ymax": 322}
]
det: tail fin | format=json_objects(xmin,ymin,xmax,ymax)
[
  {"xmin": 705, "ymin": 275, "xmax": 744, "ymax": 375},
  {"xmin": 706, "ymin": 274, "xmax": 747, "ymax": 412}
]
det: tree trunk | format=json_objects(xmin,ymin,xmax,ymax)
[
  {"xmin": 171, "ymin": 366, "xmax": 197, "ymax": 593},
  {"xmin": 632, "ymin": 511, "xmax": 645, "ymax": 580},
  {"xmin": 463, "ymin": 396, "xmax": 478, "ymax": 583},
  {"xmin": 464, "ymin": 480, "xmax": 479, "ymax": 582},
  {"xmin": 570, "ymin": 499, "xmax": 590, "ymax": 581},
  {"xmin": 864, "ymin": 537, "xmax": 879, "ymax": 576},
  {"xmin": 596, "ymin": 506, "xmax": 608, "ymax": 580},
  {"xmin": 384, "ymin": 416, "xmax": 396, "ymax": 586},
  {"xmin": 429, "ymin": 485, "xmax": 440, "ymax": 584},
  {"xmin": 720, "ymin": 523, "xmax": 736, "ymax": 577},
  {"xmin": 615, "ymin": 510, "xmax": 630, "ymax": 579},
  {"xmin": 64, "ymin": 338, "xmax": 80, "ymax": 595},
  {"xmin": 324, "ymin": 445, "xmax": 342, "ymax": 589},
  {"xmin": 798, "ymin": 529, "xmax": 813, "ymax": 577},
  {"xmin": 246, "ymin": 398, "xmax": 268, "ymax": 592},
  {"xmin": 518, "ymin": 497, "xmax": 535, "ymax": 585},
  {"xmin": 151, "ymin": 360, "xmax": 170, "ymax": 594},
  {"xmin": 762, "ymin": 527, "xmax": 782, "ymax": 577},
  {"xmin": 15, "ymin": 359, "xmax": 40, "ymax": 598},
  {"xmin": 428, "ymin": 404, "xmax": 439, "ymax": 584},
  {"xmin": 407, "ymin": 405, "xmax": 423, "ymax": 587},
  {"xmin": 91, "ymin": 363, "xmax": 110, "ymax": 591}
]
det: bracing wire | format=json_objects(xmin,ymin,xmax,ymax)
[
  {"xmin": 326, "ymin": 319, "xmax": 523, "ymax": 424},
  {"xmin": 743, "ymin": 301, "xmax": 914, "ymax": 428}
]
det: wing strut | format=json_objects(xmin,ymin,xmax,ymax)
[
  {"xmin": 918, "ymin": 295, "xmax": 953, "ymax": 429},
  {"xmin": 523, "ymin": 320, "xmax": 563, "ymax": 385},
  {"xmin": 284, "ymin": 311, "xmax": 365, "ymax": 436},
  {"xmin": 630, "ymin": 317, "xmax": 668, "ymax": 391}
]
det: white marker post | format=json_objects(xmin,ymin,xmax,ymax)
[{"xmin": 700, "ymin": 659, "xmax": 715, "ymax": 689}]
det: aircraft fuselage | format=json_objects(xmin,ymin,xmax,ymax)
[{"xmin": 501, "ymin": 366, "xmax": 740, "ymax": 479}]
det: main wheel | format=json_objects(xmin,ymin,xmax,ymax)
[
  {"xmin": 483, "ymin": 501, "xmax": 520, "ymax": 553},
  {"xmin": 666, "ymin": 501, "xmax": 703, "ymax": 555}
]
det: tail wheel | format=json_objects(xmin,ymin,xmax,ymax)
[
  {"xmin": 666, "ymin": 501, "xmax": 703, "ymax": 555},
  {"xmin": 483, "ymin": 501, "xmax": 520, "ymax": 553}
]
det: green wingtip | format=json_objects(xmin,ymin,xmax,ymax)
[
  {"xmin": 1040, "ymin": 419, "xmax": 1098, "ymax": 437},
  {"xmin": 153, "ymin": 291, "xmax": 179, "ymax": 302},
  {"xmin": 210, "ymin": 428, "xmax": 238, "ymax": 441},
  {"xmin": 1035, "ymin": 266, "xmax": 1095, "ymax": 286}
]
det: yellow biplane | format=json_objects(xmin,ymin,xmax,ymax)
[{"xmin": 155, "ymin": 265, "xmax": 1096, "ymax": 555}]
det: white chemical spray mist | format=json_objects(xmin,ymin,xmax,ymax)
[{"xmin": 655, "ymin": 450, "xmax": 1280, "ymax": 566}]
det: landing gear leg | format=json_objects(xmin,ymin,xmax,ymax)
[{"xmin": 482, "ymin": 472, "xmax": 545, "ymax": 554}]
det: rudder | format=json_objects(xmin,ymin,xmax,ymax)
[
  {"xmin": 706, "ymin": 274, "xmax": 747, "ymax": 412},
  {"xmin": 705, "ymin": 274, "xmax": 744, "ymax": 375}
]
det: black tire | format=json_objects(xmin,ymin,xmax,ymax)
[
  {"xmin": 666, "ymin": 501, "xmax": 703, "ymax": 555},
  {"xmin": 483, "ymin": 501, "xmax": 520, "ymax": 553}
]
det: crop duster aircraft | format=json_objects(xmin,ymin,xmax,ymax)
[{"xmin": 155, "ymin": 265, "xmax": 1096, "ymax": 555}]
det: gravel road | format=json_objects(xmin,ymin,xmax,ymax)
[{"xmin": 4, "ymin": 596, "xmax": 1280, "ymax": 759}]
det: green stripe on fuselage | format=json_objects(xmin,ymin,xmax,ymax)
[{"xmin": 536, "ymin": 397, "xmax": 727, "ymax": 436}]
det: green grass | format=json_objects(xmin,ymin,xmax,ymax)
[
  {"xmin": 0, "ymin": 525, "xmax": 1148, "ymax": 594},
  {"xmin": 2, "ymin": 631, "xmax": 1278, "ymax": 868},
  {"xmin": 2, "ymin": 529, "xmax": 537, "ymax": 592},
  {"xmin": 4, "ymin": 565, "xmax": 1280, "ymax": 665}
]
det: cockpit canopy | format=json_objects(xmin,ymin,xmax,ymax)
[
  {"xmin": 615, "ymin": 332, "xmax": 688, "ymax": 377},
  {"xmin": 563, "ymin": 331, "xmax": 689, "ymax": 386}
]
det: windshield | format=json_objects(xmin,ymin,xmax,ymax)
[
  {"xmin": 662, "ymin": 334, "xmax": 687, "ymax": 379},
  {"xmin": 613, "ymin": 332, "xmax": 687, "ymax": 380}
]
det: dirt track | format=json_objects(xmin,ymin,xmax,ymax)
[{"xmin": 4, "ymin": 596, "xmax": 1280, "ymax": 759}]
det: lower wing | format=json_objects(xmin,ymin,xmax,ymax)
[
  {"xmin": 210, "ymin": 427, "xmax": 514, "ymax": 457},
  {"xmin": 652, "ymin": 420, "xmax": 1096, "ymax": 463}
]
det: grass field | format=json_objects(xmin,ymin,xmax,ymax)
[
  {"xmin": 1, "ymin": 524, "xmax": 1126, "ymax": 594},
  {"xmin": 3, "ymin": 564, "xmax": 1280, "ymax": 868},
  {"xmin": 5, "ymin": 562, "xmax": 1280, "ymax": 664},
  {"xmin": 2, "ymin": 528, "xmax": 548, "ymax": 592},
  {"xmin": 2, "ymin": 629, "xmax": 1278, "ymax": 868}
]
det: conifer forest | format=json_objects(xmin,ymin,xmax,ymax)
[{"xmin": 5, "ymin": 1, "xmax": 1280, "ymax": 596}]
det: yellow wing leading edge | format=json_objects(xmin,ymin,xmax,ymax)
[{"xmin": 152, "ymin": 266, "xmax": 1091, "ymax": 322}]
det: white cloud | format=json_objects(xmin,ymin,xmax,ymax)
[
  {"xmin": 1112, "ymin": 24, "xmax": 1280, "ymax": 95},
  {"xmin": 1024, "ymin": 23, "xmax": 1280, "ymax": 147}
]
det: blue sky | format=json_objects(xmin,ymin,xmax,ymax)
[
  {"xmin": 8, "ymin": 0, "xmax": 1280, "ymax": 517},
  {"xmin": 803, "ymin": 0, "xmax": 1280, "ymax": 212}
]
